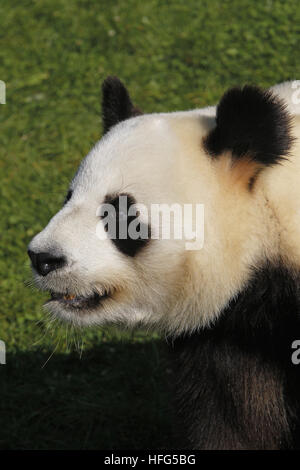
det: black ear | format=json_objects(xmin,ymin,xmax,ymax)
[
  {"xmin": 101, "ymin": 76, "xmax": 142, "ymax": 134},
  {"xmin": 205, "ymin": 85, "xmax": 294, "ymax": 166}
]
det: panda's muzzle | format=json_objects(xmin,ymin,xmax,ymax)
[{"xmin": 28, "ymin": 248, "xmax": 110, "ymax": 311}]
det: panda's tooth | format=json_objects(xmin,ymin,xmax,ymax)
[{"xmin": 64, "ymin": 294, "xmax": 76, "ymax": 300}]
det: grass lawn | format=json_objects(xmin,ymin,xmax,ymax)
[{"xmin": 0, "ymin": 0, "xmax": 299, "ymax": 449}]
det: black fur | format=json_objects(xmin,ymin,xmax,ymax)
[
  {"xmin": 63, "ymin": 189, "xmax": 73, "ymax": 205},
  {"xmin": 173, "ymin": 263, "xmax": 300, "ymax": 449},
  {"xmin": 102, "ymin": 76, "xmax": 142, "ymax": 134},
  {"xmin": 205, "ymin": 86, "xmax": 294, "ymax": 166},
  {"xmin": 101, "ymin": 193, "xmax": 150, "ymax": 257}
]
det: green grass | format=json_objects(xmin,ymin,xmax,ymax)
[{"xmin": 0, "ymin": 0, "xmax": 299, "ymax": 449}]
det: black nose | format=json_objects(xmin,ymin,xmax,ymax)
[{"xmin": 28, "ymin": 250, "xmax": 66, "ymax": 276}]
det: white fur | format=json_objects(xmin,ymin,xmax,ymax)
[{"xmin": 271, "ymin": 81, "xmax": 300, "ymax": 115}]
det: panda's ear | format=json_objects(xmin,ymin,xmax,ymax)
[
  {"xmin": 204, "ymin": 86, "xmax": 294, "ymax": 186},
  {"xmin": 101, "ymin": 76, "xmax": 142, "ymax": 134}
]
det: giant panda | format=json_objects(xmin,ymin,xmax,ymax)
[{"xmin": 28, "ymin": 77, "xmax": 300, "ymax": 450}]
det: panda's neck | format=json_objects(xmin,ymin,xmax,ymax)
[{"xmin": 173, "ymin": 262, "xmax": 300, "ymax": 450}]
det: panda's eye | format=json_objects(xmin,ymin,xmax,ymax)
[
  {"xmin": 64, "ymin": 189, "xmax": 73, "ymax": 205},
  {"xmin": 101, "ymin": 193, "xmax": 150, "ymax": 257}
]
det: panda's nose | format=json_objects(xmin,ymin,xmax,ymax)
[{"xmin": 27, "ymin": 250, "xmax": 66, "ymax": 276}]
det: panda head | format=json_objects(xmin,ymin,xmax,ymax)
[{"xmin": 28, "ymin": 77, "xmax": 297, "ymax": 334}]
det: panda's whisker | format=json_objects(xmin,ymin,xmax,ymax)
[{"xmin": 41, "ymin": 340, "xmax": 60, "ymax": 369}]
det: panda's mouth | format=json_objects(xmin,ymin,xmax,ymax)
[{"xmin": 48, "ymin": 290, "xmax": 109, "ymax": 310}]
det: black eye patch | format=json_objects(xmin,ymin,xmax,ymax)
[
  {"xmin": 100, "ymin": 193, "xmax": 150, "ymax": 257},
  {"xmin": 64, "ymin": 189, "xmax": 73, "ymax": 205}
]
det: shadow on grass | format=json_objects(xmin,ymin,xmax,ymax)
[{"xmin": 0, "ymin": 340, "xmax": 178, "ymax": 450}]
